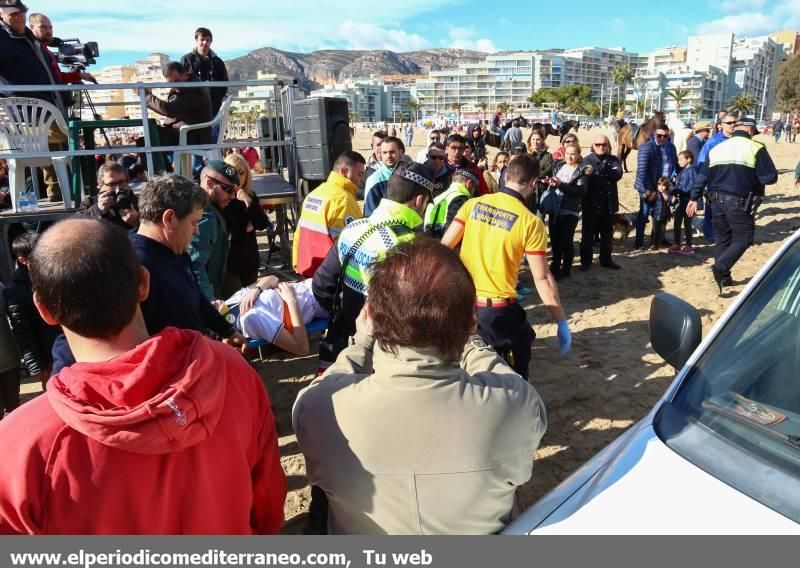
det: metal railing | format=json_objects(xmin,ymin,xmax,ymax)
[{"xmin": 0, "ymin": 78, "xmax": 300, "ymax": 198}]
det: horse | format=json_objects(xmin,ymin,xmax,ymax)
[
  {"xmin": 615, "ymin": 110, "xmax": 665, "ymax": 173},
  {"xmin": 558, "ymin": 120, "xmax": 580, "ymax": 142},
  {"xmin": 666, "ymin": 113, "xmax": 693, "ymax": 156}
]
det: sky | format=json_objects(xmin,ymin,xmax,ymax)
[{"xmin": 29, "ymin": 0, "xmax": 800, "ymax": 70}]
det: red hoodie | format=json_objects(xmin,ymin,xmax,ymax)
[{"xmin": 0, "ymin": 327, "xmax": 286, "ymax": 534}]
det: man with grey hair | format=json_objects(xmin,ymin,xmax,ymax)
[{"xmin": 51, "ymin": 174, "xmax": 247, "ymax": 375}]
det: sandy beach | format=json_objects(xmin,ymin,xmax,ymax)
[{"xmin": 18, "ymin": 125, "xmax": 800, "ymax": 533}]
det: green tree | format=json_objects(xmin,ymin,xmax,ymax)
[
  {"xmin": 529, "ymin": 85, "xmax": 592, "ymax": 107},
  {"xmin": 497, "ymin": 102, "xmax": 512, "ymax": 120},
  {"xmin": 776, "ymin": 54, "xmax": 800, "ymax": 110},
  {"xmin": 667, "ymin": 87, "xmax": 691, "ymax": 115},
  {"xmin": 691, "ymin": 104, "xmax": 705, "ymax": 119},
  {"xmin": 566, "ymin": 98, "xmax": 590, "ymax": 116},
  {"xmin": 451, "ymin": 102, "xmax": 463, "ymax": 120},
  {"xmin": 477, "ymin": 101, "xmax": 489, "ymax": 121},
  {"xmin": 612, "ymin": 64, "xmax": 633, "ymax": 110},
  {"xmin": 728, "ymin": 93, "xmax": 757, "ymax": 114},
  {"xmin": 406, "ymin": 98, "xmax": 422, "ymax": 122}
]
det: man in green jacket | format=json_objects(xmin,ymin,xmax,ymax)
[{"xmin": 190, "ymin": 160, "xmax": 239, "ymax": 300}]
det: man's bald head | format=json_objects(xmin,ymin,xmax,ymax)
[
  {"xmin": 592, "ymin": 135, "xmax": 610, "ymax": 156},
  {"xmin": 30, "ymin": 218, "xmax": 143, "ymax": 338}
]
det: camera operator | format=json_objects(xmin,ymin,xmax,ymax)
[
  {"xmin": 28, "ymin": 13, "xmax": 95, "ymax": 85},
  {"xmin": 80, "ymin": 162, "xmax": 139, "ymax": 230}
]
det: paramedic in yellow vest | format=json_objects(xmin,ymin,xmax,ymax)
[
  {"xmin": 423, "ymin": 169, "xmax": 477, "ymax": 238},
  {"xmin": 442, "ymin": 154, "xmax": 572, "ymax": 380},
  {"xmin": 293, "ymin": 151, "xmax": 366, "ymax": 277}
]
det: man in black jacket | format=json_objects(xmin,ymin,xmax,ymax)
[
  {"xmin": 2, "ymin": 232, "xmax": 60, "ymax": 387},
  {"xmin": 579, "ymin": 135, "xmax": 623, "ymax": 270},
  {"xmin": 180, "ymin": 27, "xmax": 228, "ymax": 119},
  {"xmin": 80, "ymin": 162, "xmax": 139, "ymax": 230},
  {"xmin": 143, "ymin": 61, "xmax": 212, "ymax": 147}
]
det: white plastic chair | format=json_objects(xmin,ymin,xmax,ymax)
[
  {"xmin": 0, "ymin": 97, "xmax": 72, "ymax": 211},
  {"xmin": 173, "ymin": 95, "xmax": 233, "ymax": 178}
]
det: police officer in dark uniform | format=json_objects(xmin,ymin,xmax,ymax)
[{"xmin": 687, "ymin": 116, "xmax": 778, "ymax": 294}]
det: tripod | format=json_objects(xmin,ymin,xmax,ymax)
[{"xmin": 67, "ymin": 63, "xmax": 112, "ymax": 148}]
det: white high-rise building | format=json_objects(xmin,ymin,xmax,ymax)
[
  {"xmin": 728, "ymin": 36, "xmax": 784, "ymax": 119},
  {"xmin": 309, "ymin": 77, "xmax": 415, "ymax": 122}
]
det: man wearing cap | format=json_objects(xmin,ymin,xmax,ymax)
[
  {"xmin": 424, "ymin": 169, "xmax": 477, "ymax": 238},
  {"xmin": 687, "ymin": 121, "xmax": 712, "ymax": 163},
  {"xmin": 190, "ymin": 160, "xmax": 239, "ymax": 300},
  {"xmin": 687, "ymin": 117, "xmax": 778, "ymax": 294},
  {"xmin": 442, "ymin": 154, "xmax": 571, "ymax": 380}
]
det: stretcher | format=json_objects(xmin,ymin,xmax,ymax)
[{"xmin": 246, "ymin": 318, "xmax": 329, "ymax": 361}]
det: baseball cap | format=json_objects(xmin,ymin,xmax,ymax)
[
  {"xmin": 205, "ymin": 159, "xmax": 240, "ymax": 186},
  {"xmin": 0, "ymin": 0, "xmax": 28, "ymax": 14},
  {"xmin": 694, "ymin": 121, "xmax": 712, "ymax": 132},
  {"xmin": 735, "ymin": 116, "xmax": 760, "ymax": 135},
  {"xmin": 510, "ymin": 142, "xmax": 528, "ymax": 156}
]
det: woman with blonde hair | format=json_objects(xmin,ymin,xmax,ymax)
[
  {"xmin": 551, "ymin": 133, "xmax": 581, "ymax": 161},
  {"xmin": 222, "ymin": 153, "xmax": 274, "ymax": 297},
  {"xmin": 483, "ymin": 151, "xmax": 509, "ymax": 194}
]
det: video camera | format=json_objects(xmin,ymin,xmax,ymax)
[{"xmin": 50, "ymin": 37, "xmax": 100, "ymax": 68}]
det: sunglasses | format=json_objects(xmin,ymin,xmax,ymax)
[
  {"xmin": 592, "ymin": 143, "xmax": 608, "ymax": 147},
  {"xmin": 722, "ymin": 121, "xmax": 737, "ymax": 125},
  {"xmin": 428, "ymin": 155, "xmax": 445, "ymax": 161},
  {"xmin": 654, "ymin": 133, "xmax": 668, "ymax": 139},
  {"xmin": 207, "ymin": 176, "xmax": 236, "ymax": 194}
]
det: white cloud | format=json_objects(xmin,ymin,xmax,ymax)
[
  {"xmin": 337, "ymin": 21, "xmax": 430, "ymax": 52},
  {"xmin": 695, "ymin": 0, "xmax": 800, "ymax": 37},
  {"xmin": 29, "ymin": 0, "xmax": 458, "ymax": 55},
  {"xmin": 446, "ymin": 26, "xmax": 498, "ymax": 53},
  {"xmin": 611, "ymin": 18, "xmax": 625, "ymax": 35}
]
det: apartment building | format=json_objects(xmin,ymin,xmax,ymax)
[{"xmin": 309, "ymin": 78, "xmax": 415, "ymax": 122}]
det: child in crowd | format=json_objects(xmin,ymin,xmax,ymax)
[
  {"xmin": 649, "ymin": 177, "xmax": 672, "ymax": 250},
  {"xmin": 670, "ymin": 151, "xmax": 697, "ymax": 255}
]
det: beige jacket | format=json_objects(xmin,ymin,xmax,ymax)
[{"xmin": 292, "ymin": 333, "xmax": 547, "ymax": 535}]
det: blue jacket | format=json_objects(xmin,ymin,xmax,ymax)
[
  {"xmin": 674, "ymin": 164, "xmax": 697, "ymax": 195},
  {"xmin": 686, "ymin": 135, "xmax": 705, "ymax": 163},
  {"xmin": 0, "ymin": 22, "xmax": 70, "ymax": 114},
  {"xmin": 51, "ymin": 233, "xmax": 234, "ymax": 375},
  {"xmin": 634, "ymin": 136, "xmax": 678, "ymax": 194}
]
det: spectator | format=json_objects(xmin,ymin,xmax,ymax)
[
  {"xmin": 503, "ymin": 119, "xmax": 523, "ymax": 148},
  {"xmin": 483, "ymin": 151, "xmax": 509, "ymax": 194},
  {"xmin": 415, "ymin": 130, "xmax": 441, "ymax": 163},
  {"xmin": 127, "ymin": 163, "xmax": 148, "ymax": 192},
  {"xmin": 363, "ymin": 136, "xmax": 408, "ymax": 216},
  {"xmin": 293, "ymin": 150, "xmax": 365, "ymax": 278},
  {"xmin": 80, "ymin": 162, "xmax": 139, "ymax": 230},
  {"xmin": 669, "ymin": 151, "xmax": 697, "ymax": 255},
  {"xmin": 242, "ymin": 147, "xmax": 260, "ymax": 169},
  {"xmin": 527, "ymin": 131, "xmax": 554, "ymax": 178},
  {"xmin": 444, "ymin": 134, "xmax": 489, "ymax": 195},
  {"xmin": 0, "ymin": 218, "xmax": 286, "ymax": 534},
  {"xmin": 649, "ymin": 177, "xmax": 672, "ymax": 250},
  {"xmin": 294, "ymin": 238, "xmax": 546, "ymax": 535},
  {"xmin": 190, "ymin": 161, "xmax": 239, "ymax": 300},
  {"xmin": 180, "ymin": 27, "xmax": 229, "ymax": 119},
  {"xmin": 0, "ymin": 279, "xmax": 21, "ymax": 417},
  {"xmin": 498, "ymin": 142, "xmax": 528, "ymax": 192},
  {"xmin": 686, "ymin": 121, "xmax": 711, "ymax": 162},
  {"xmin": 364, "ymin": 131, "xmax": 387, "ymax": 186},
  {"xmin": 143, "ymin": 61, "xmax": 212, "ymax": 147},
  {"xmin": 551, "ymin": 133, "xmax": 580, "ymax": 161},
  {"xmin": 543, "ymin": 142, "xmax": 589, "ymax": 279},
  {"xmin": 633, "ymin": 123, "xmax": 677, "ymax": 249},
  {"xmin": 466, "ymin": 123, "xmax": 487, "ymax": 166},
  {"xmin": 423, "ymin": 142, "xmax": 451, "ymax": 195},
  {"xmin": 404, "ymin": 124, "xmax": 413, "ymax": 148},
  {"xmin": 2, "ymin": 233, "xmax": 60, "ymax": 388},
  {"xmin": 221, "ymin": 153, "xmax": 272, "ymax": 297},
  {"xmin": 772, "ymin": 117, "xmax": 783, "ymax": 143},
  {"xmin": 579, "ymin": 135, "xmax": 623, "ymax": 270}
]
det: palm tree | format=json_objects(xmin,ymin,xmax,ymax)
[
  {"xmin": 728, "ymin": 93, "xmax": 757, "ymax": 114},
  {"xmin": 566, "ymin": 98, "xmax": 589, "ymax": 116},
  {"xmin": 451, "ymin": 102, "xmax": 463, "ymax": 121},
  {"xmin": 477, "ymin": 101, "xmax": 489, "ymax": 122},
  {"xmin": 691, "ymin": 104, "xmax": 705, "ymax": 120},
  {"xmin": 667, "ymin": 88, "xmax": 690, "ymax": 116},
  {"xmin": 406, "ymin": 98, "xmax": 421, "ymax": 122},
  {"xmin": 612, "ymin": 64, "xmax": 633, "ymax": 111},
  {"xmin": 497, "ymin": 102, "xmax": 512, "ymax": 121}
]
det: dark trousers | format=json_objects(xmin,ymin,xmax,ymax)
[
  {"xmin": 711, "ymin": 198, "xmax": 755, "ymax": 279},
  {"xmin": 580, "ymin": 210, "xmax": 614, "ymax": 266},
  {"xmin": 635, "ymin": 194, "xmax": 649, "ymax": 248},
  {"xmin": 650, "ymin": 219, "xmax": 668, "ymax": 246},
  {"xmin": 0, "ymin": 367, "xmax": 20, "ymax": 416},
  {"xmin": 673, "ymin": 197, "xmax": 693, "ymax": 247},
  {"xmin": 476, "ymin": 303, "xmax": 535, "ymax": 380},
  {"xmin": 548, "ymin": 214, "xmax": 579, "ymax": 275}
]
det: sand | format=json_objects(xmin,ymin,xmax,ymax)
[{"xmin": 18, "ymin": 126, "xmax": 800, "ymax": 533}]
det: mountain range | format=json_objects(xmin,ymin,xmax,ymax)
[{"xmin": 224, "ymin": 47, "xmax": 489, "ymax": 92}]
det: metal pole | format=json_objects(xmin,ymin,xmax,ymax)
[{"xmin": 137, "ymin": 86, "xmax": 156, "ymax": 176}]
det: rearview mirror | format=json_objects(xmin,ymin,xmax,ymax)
[{"xmin": 650, "ymin": 293, "xmax": 702, "ymax": 370}]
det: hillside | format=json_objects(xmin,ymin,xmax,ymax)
[{"xmin": 225, "ymin": 47, "xmax": 487, "ymax": 92}]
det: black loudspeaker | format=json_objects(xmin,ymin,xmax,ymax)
[
  {"xmin": 293, "ymin": 97, "xmax": 352, "ymax": 181},
  {"xmin": 257, "ymin": 117, "xmax": 287, "ymax": 171}
]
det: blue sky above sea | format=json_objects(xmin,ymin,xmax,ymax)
[{"xmin": 29, "ymin": 0, "xmax": 800, "ymax": 70}]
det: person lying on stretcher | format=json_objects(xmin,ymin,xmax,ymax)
[{"xmin": 223, "ymin": 276, "xmax": 328, "ymax": 355}]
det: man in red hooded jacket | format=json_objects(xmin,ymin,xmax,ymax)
[{"xmin": 0, "ymin": 218, "xmax": 286, "ymax": 534}]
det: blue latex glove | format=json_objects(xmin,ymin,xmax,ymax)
[{"xmin": 557, "ymin": 320, "xmax": 572, "ymax": 356}]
